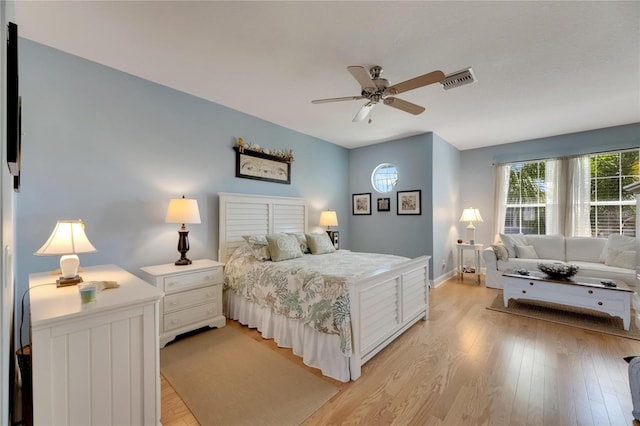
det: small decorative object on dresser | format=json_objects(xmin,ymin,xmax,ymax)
[{"xmin": 141, "ymin": 259, "xmax": 225, "ymax": 347}]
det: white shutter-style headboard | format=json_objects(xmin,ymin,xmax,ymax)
[{"xmin": 218, "ymin": 192, "xmax": 308, "ymax": 263}]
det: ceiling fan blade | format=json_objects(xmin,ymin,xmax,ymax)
[
  {"xmin": 387, "ymin": 70, "xmax": 445, "ymax": 95},
  {"xmin": 353, "ymin": 102, "xmax": 375, "ymax": 122},
  {"xmin": 383, "ymin": 97, "xmax": 426, "ymax": 115},
  {"xmin": 311, "ymin": 95, "xmax": 365, "ymax": 104},
  {"xmin": 347, "ymin": 66, "xmax": 377, "ymax": 92}
]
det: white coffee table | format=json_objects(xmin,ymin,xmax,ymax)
[{"xmin": 502, "ymin": 271, "xmax": 633, "ymax": 330}]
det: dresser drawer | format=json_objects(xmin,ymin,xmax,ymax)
[
  {"xmin": 163, "ymin": 268, "xmax": 222, "ymax": 293},
  {"xmin": 164, "ymin": 302, "xmax": 219, "ymax": 331},
  {"xmin": 164, "ymin": 285, "xmax": 219, "ymax": 314}
]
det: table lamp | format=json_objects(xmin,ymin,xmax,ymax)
[
  {"xmin": 165, "ymin": 195, "xmax": 201, "ymax": 265},
  {"xmin": 459, "ymin": 207, "xmax": 483, "ymax": 244},
  {"xmin": 34, "ymin": 219, "xmax": 97, "ymax": 287},
  {"xmin": 319, "ymin": 210, "xmax": 338, "ymax": 235}
]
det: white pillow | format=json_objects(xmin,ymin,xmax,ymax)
[
  {"xmin": 499, "ymin": 233, "xmax": 528, "ymax": 258},
  {"xmin": 242, "ymin": 235, "xmax": 271, "ymax": 261},
  {"xmin": 605, "ymin": 247, "xmax": 636, "ymax": 269},
  {"xmin": 599, "ymin": 234, "xmax": 636, "ymax": 262},
  {"xmin": 266, "ymin": 233, "xmax": 304, "ymax": 262},
  {"xmin": 514, "ymin": 244, "xmax": 539, "ymax": 259}
]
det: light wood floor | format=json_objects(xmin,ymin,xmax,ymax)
[{"xmin": 160, "ymin": 275, "xmax": 640, "ymax": 425}]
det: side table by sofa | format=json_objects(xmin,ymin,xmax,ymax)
[{"xmin": 457, "ymin": 243, "xmax": 483, "ymax": 283}]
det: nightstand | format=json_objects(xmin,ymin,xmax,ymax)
[
  {"xmin": 457, "ymin": 243, "xmax": 484, "ymax": 283},
  {"xmin": 141, "ymin": 259, "xmax": 225, "ymax": 347}
]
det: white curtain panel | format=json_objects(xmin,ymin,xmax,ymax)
[
  {"xmin": 492, "ymin": 163, "xmax": 510, "ymax": 242},
  {"xmin": 565, "ymin": 155, "xmax": 592, "ymax": 236},
  {"xmin": 545, "ymin": 158, "xmax": 564, "ymax": 235}
]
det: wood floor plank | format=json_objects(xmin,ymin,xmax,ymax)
[{"xmin": 161, "ymin": 276, "xmax": 640, "ymax": 425}]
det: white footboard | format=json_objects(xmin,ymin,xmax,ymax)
[{"xmin": 348, "ymin": 255, "xmax": 430, "ymax": 380}]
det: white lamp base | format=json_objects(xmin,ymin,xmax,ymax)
[
  {"xmin": 58, "ymin": 254, "xmax": 83, "ymax": 287},
  {"xmin": 466, "ymin": 224, "xmax": 476, "ymax": 245}
]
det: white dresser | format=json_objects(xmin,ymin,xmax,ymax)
[
  {"xmin": 29, "ymin": 264, "xmax": 163, "ymax": 426},
  {"xmin": 140, "ymin": 259, "xmax": 225, "ymax": 347}
]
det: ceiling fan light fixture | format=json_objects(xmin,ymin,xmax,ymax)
[{"xmin": 441, "ymin": 67, "xmax": 476, "ymax": 90}]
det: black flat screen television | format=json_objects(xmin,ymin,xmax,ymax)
[{"xmin": 7, "ymin": 22, "xmax": 20, "ymax": 176}]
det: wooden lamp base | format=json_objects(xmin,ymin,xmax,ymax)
[{"xmin": 56, "ymin": 275, "xmax": 83, "ymax": 287}]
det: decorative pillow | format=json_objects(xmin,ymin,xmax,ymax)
[
  {"xmin": 266, "ymin": 233, "xmax": 304, "ymax": 262},
  {"xmin": 514, "ymin": 244, "xmax": 539, "ymax": 259},
  {"xmin": 305, "ymin": 233, "xmax": 336, "ymax": 255},
  {"xmin": 499, "ymin": 233, "xmax": 528, "ymax": 258},
  {"xmin": 242, "ymin": 235, "xmax": 271, "ymax": 261},
  {"xmin": 605, "ymin": 247, "xmax": 636, "ymax": 269},
  {"xmin": 491, "ymin": 244, "xmax": 509, "ymax": 261},
  {"xmin": 599, "ymin": 234, "xmax": 636, "ymax": 262},
  {"xmin": 287, "ymin": 232, "xmax": 310, "ymax": 254}
]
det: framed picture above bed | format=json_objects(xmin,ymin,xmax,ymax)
[
  {"xmin": 234, "ymin": 146, "xmax": 291, "ymax": 184},
  {"xmin": 352, "ymin": 193, "xmax": 371, "ymax": 215},
  {"xmin": 397, "ymin": 190, "xmax": 421, "ymax": 215}
]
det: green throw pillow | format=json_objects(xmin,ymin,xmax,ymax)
[
  {"xmin": 266, "ymin": 233, "xmax": 304, "ymax": 262},
  {"xmin": 305, "ymin": 233, "xmax": 336, "ymax": 255}
]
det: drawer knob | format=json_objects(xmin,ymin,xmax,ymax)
[
  {"xmin": 598, "ymin": 301, "xmax": 603, "ymax": 306},
  {"xmin": 529, "ymin": 282, "xmax": 534, "ymax": 286},
  {"xmin": 522, "ymin": 290, "xmax": 527, "ymax": 294},
  {"xmin": 588, "ymin": 290, "xmax": 593, "ymax": 294}
]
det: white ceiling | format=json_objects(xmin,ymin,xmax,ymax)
[{"xmin": 14, "ymin": 1, "xmax": 640, "ymax": 150}]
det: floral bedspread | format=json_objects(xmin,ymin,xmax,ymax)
[{"xmin": 224, "ymin": 246, "xmax": 409, "ymax": 356}]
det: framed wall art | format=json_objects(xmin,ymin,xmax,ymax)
[
  {"xmin": 377, "ymin": 197, "xmax": 390, "ymax": 212},
  {"xmin": 352, "ymin": 193, "xmax": 372, "ymax": 215},
  {"xmin": 397, "ymin": 190, "xmax": 421, "ymax": 215},
  {"xmin": 234, "ymin": 146, "xmax": 291, "ymax": 184}
]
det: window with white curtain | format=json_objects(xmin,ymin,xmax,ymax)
[
  {"xmin": 590, "ymin": 149, "xmax": 639, "ymax": 237},
  {"xmin": 498, "ymin": 149, "xmax": 639, "ymax": 237}
]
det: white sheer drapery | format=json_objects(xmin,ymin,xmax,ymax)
[
  {"xmin": 565, "ymin": 155, "xmax": 591, "ymax": 236},
  {"xmin": 492, "ymin": 163, "xmax": 510, "ymax": 242},
  {"xmin": 545, "ymin": 158, "xmax": 564, "ymax": 235}
]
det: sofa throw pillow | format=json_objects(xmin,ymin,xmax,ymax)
[
  {"xmin": 514, "ymin": 244, "xmax": 539, "ymax": 259},
  {"xmin": 599, "ymin": 234, "xmax": 636, "ymax": 263},
  {"xmin": 605, "ymin": 247, "xmax": 636, "ymax": 270},
  {"xmin": 305, "ymin": 233, "xmax": 336, "ymax": 255},
  {"xmin": 499, "ymin": 233, "xmax": 528, "ymax": 258},
  {"xmin": 242, "ymin": 235, "xmax": 271, "ymax": 261},
  {"xmin": 266, "ymin": 233, "xmax": 304, "ymax": 262},
  {"xmin": 287, "ymin": 232, "xmax": 310, "ymax": 254},
  {"xmin": 491, "ymin": 244, "xmax": 509, "ymax": 261}
]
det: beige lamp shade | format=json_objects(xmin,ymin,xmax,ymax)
[
  {"xmin": 319, "ymin": 210, "xmax": 338, "ymax": 228},
  {"xmin": 459, "ymin": 208, "xmax": 483, "ymax": 224},
  {"xmin": 35, "ymin": 220, "xmax": 97, "ymax": 256},
  {"xmin": 165, "ymin": 197, "xmax": 201, "ymax": 224}
]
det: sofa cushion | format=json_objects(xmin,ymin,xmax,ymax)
[
  {"xmin": 571, "ymin": 261, "xmax": 636, "ymax": 287},
  {"xmin": 514, "ymin": 244, "xmax": 539, "ymax": 259},
  {"xmin": 599, "ymin": 234, "xmax": 636, "ymax": 262},
  {"xmin": 525, "ymin": 234, "xmax": 565, "ymax": 261},
  {"xmin": 566, "ymin": 237, "xmax": 606, "ymax": 262},
  {"xmin": 605, "ymin": 247, "xmax": 636, "ymax": 269},
  {"xmin": 499, "ymin": 233, "xmax": 528, "ymax": 258}
]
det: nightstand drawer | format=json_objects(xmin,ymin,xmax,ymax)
[
  {"xmin": 164, "ymin": 285, "xmax": 218, "ymax": 313},
  {"xmin": 164, "ymin": 302, "xmax": 219, "ymax": 331},
  {"xmin": 163, "ymin": 268, "xmax": 222, "ymax": 293}
]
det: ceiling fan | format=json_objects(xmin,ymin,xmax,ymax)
[{"xmin": 311, "ymin": 65, "xmax": 445, "ymax": 123}]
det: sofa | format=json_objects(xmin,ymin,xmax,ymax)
[{"xmin": 482, "ymin": 233, "xmax": 637, "ymax": 290}]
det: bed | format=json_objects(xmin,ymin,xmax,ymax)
[{"xmin": 218, "ymin": 192, "xmax": 431, "ymax": 381}]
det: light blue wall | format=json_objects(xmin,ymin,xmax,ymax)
[
  {"xmin": 348, "ymin": 134, "xmax": 435, "ymax": 272},
  {"xmin": 431, "ymin": 134, "xmax": 460, "ymax": 278},
  {"xmin": 16, "ymin": 40, "xmax": 349, "ymax": 342},
  {"xmin": 459, "ymin": 123, "xmax": 640, "ymax": 248}
]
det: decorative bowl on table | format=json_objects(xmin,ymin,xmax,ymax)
[{"xmin": 537, "ymin": 263, "xmax": 579, "ymax": 279}]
